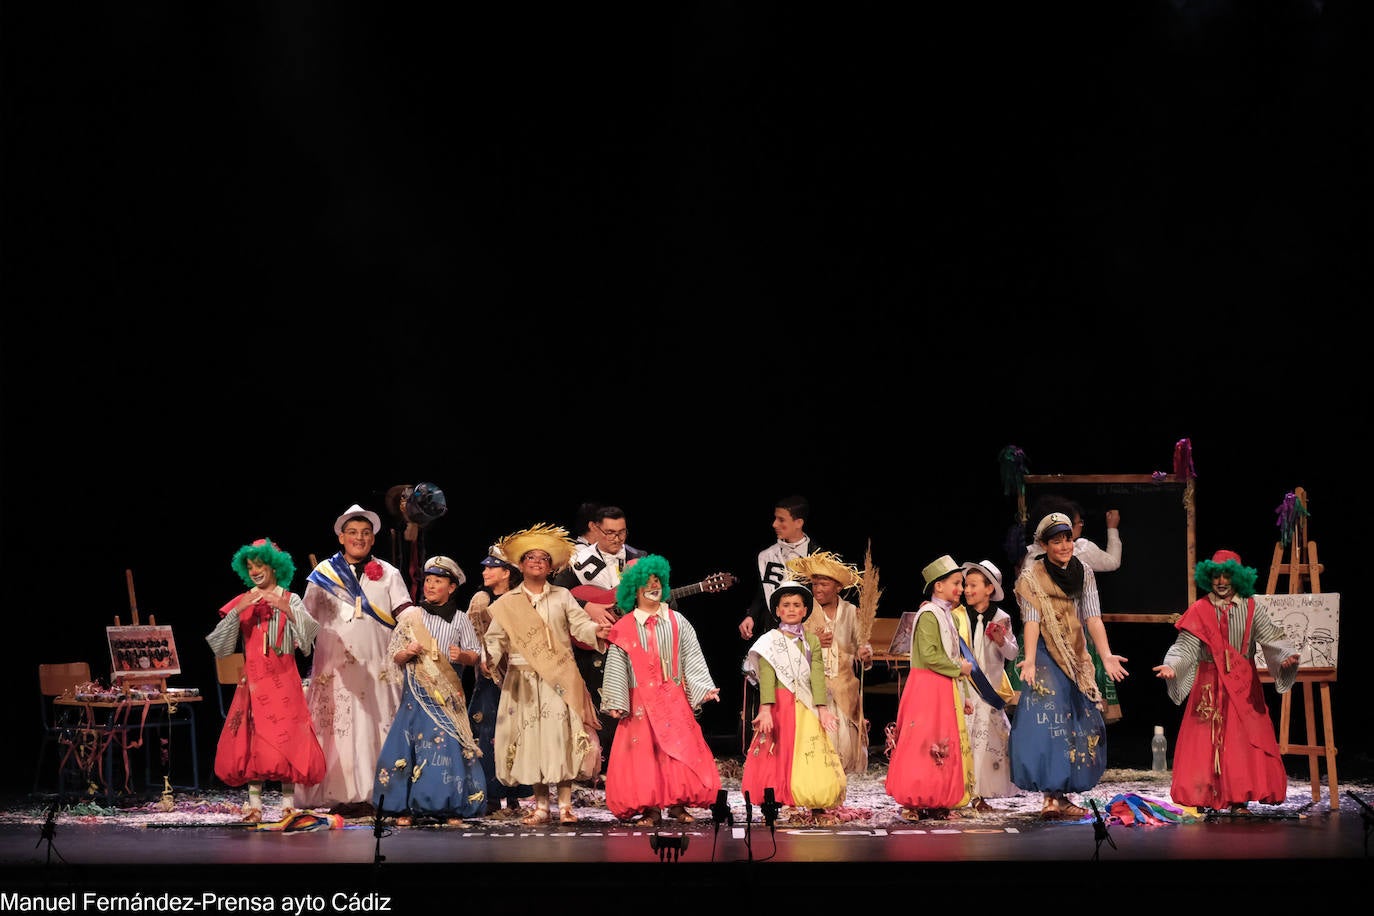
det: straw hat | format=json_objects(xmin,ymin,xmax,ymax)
[
  {"xmin": 785, "ymin": 550, "xmax": 862, "ymax": 590},
  {"xmin": 494, "ymin": 523, "xmax": 577, "ymax": 572}
]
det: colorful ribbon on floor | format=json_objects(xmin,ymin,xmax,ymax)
[
  {"xmin": 248, "ymin": 811, "xmax": 345, "ymax": 832},
  {"xmin": 1105, "ymin": 793, "xmax": 1200, "ymax": 826}
]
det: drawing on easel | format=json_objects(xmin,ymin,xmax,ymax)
[{"xmin": 1252, "ymin": 593, "xmax": 1339, "ymax": 671}]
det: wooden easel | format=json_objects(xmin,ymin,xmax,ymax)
[
  {"xmin": 113, "ymin": 568, "xmax": 168, "ymax": 696},
  {"xmin": 1262, "ymin": 488, "xmax": 1337, "ymax": 809}
]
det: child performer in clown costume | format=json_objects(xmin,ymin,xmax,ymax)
[
  {"xmin": 206, "ymin": 537, "xmax": 326, "ymax": 823},
  {"xmin": 1153, "ymin": 549, "xmax": 1300, "ymax": 815},
  {"xmin": 600, "ymin": 555, "xmax": 721, "ymax": 825}
]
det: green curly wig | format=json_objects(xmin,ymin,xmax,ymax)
[
  {"xmin": 1194, "ymin": 557, "xmax": 1257, "ymax": 599},
  {"xmin": 231, "ymin": 538, "xmax": 296, "ymax": 590},
  {"xmin": 615, "ymin": 554, "xmax": 672, "ymax": 613}
]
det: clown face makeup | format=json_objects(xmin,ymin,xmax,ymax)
[{"xmin": 247, "ymin": 559, "xmax": 276, "ymax": 589}]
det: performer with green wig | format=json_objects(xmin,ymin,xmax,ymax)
[
  {"xmin": 1153, "ymin": 549, "xmax": 1300, "ymax": 815},
  {"xmin": 206, "ymin": 538, "xmax": 326, "ymax": 823},
  {"xmin": 600, "ymin": 554, "xmax": 721, "ymax": 825}
]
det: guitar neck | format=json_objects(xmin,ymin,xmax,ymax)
[
  {"xmin": 673, "ymin": 580, "xmax": 708, "ymax": 600},
  {"xmin": 676, "ymin": 579, "xmax": 708, "ymax": 601}
]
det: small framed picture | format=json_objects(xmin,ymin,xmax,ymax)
[
  {"xmin": 107, "ymin": 624, "xmax": 181, "ymax": 679},
  {"xmin": 887, "ymin": 611, "xmax": 919, "ymax": 658}
]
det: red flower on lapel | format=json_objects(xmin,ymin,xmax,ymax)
[{"xmin": 364, "ymin": 561, "xmax": 384, "ymax": 581}]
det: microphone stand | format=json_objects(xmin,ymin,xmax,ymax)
[
  {"xmin": 761, "ymin": 787, "xmax": 782, "ymax": 837},
  {"xmin": 710, "ymin": 791, "xmax": 733, "ymax": 841},
  {"xmin": 1089, "ymin": 799, "xmax": 1115, "ymax": 862},
  {"xmin": 35, "ymin": 798, "xmax": 65, "ymax": 866},
  {"xmin": 372, "ymin": 795, "xmax": 390, "ymax": 868},
  {"xmin": 742, "ymin": 790, "xmax": 754, "ymax": 862},
  {"xmin": 1347, "ymin": 791, "xmax": 1374, "ymax": 856}
]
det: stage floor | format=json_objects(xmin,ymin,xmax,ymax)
[
  {"xmin": 2, "ymin": 810, "xmax": 1367, "ymax": 905},
  {"xmin": 3, "ymin": 764, "xmax": 1370, "ymax": 909}
]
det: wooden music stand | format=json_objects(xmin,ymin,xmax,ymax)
[{"xmin": 1261, "ymin": 487, "xmax": 1337, "ymax": 809}]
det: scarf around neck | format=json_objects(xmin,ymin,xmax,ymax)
[
  {"xmin": 1039, "ymin": 553, "xmax": 1084, "ymax": 597},
  {"xmin": 421, "ymin": 595, "xmax": 460, "ymax": 623}
]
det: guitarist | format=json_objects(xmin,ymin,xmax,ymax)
[
  {"xmin": 554, "ymin": 506, "xmax": 736, "ymax": 776},
  {"xmin": 553, "ymin": 506, "xmax": 646, "ymax": 777}
]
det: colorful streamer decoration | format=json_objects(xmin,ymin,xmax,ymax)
[
  {"xmin": 1172, "ymin": 438, "xmax": 1196, "ymax": 480},
  {"xmin": 1274, "ymin": 491, "xmax": 1310, "ymax": 548},
  {"xmin": 999, "ymin": 444, "xmax": 1028, "ymax": 498}
]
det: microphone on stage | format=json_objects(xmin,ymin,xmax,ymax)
[
  {"xmin": 36, "ymin": 798, "xmax": 58, "ymax": 848},
  {"xmin": 36, "ymin": 798, "xmax": 62, "ymax": 865},
  {"xmin": 743, "ymin": 790, "xmax": 753, "ymax": 826},
  {"xmin": 1089, "ymin": 798, "xmax": 1115, "ymax": 859},
  {"xmin": 1348, "ymin": 791, "xmax": 1374, "ymax": 856},
  {"xmin": 373, "ymin": 795, "xmax": 389, "ymax": 866},
  {"xmin": 710, "ymin": 789, "xmax": 732, "ymax": 828},
  {"xmin": 373, "ymin": 796, "xmax": 388, "ymax": 838},
  {"xmin": 762, "ymin": 787, "xmax": 781, "ymax": 830}
]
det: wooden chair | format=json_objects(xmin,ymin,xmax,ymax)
[
  {"xmin": 34, "ymin": 662, "xmax": 92, "ymax": 794},
  {"xmin": 215, "ymin": 653, "xmax": 245, "ymax": 719}
]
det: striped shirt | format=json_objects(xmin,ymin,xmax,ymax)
[
  {"xmin": 1161, "ymin": 595, "xmax": 1298, "ymax": 703},
  {"xmin": 600, "ymin": 607, "xmax": 716, "ymax": 712},
  {"xmin": 423, "ymin": 609, "xmax": 480, "ymax": 654},
  {"xmin": 393, "ymin": 606, "xmax": 480, "ymax": 674}
]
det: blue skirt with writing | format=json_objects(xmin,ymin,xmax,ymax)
[
  {"xmin": 1008, "ymin": 641, "xmax": 1107, "ymax": 794},
  {"xmin": 373, "ymin": 680, "xmax": 487, "ymax": 819}
]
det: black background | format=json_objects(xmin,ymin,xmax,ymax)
[
  {"xmin": 3, "ymin": 2, "xmax": 1370, "ymax": 792},
  {"xmin": 1023, "ymin": 479, "xmax": 1191, "ymax": 616}
]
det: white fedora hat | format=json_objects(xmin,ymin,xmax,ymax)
[
  {"xmin": 333, "ymin": 503, "xmax": 382, "ymax": 536},
  {"xmin": 960, "ymin": 559, "xmax": 1004, "ymax": 602}
]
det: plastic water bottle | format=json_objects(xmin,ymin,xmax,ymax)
[{"xmin": 1151, "ymin": 725, "xmax": 1168, "ymax": 772}]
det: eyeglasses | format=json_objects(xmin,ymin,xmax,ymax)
[
  {"xmin": 523, "ymin": 553, "xmax": 552, "ymax": 565},
  {"xmin": 595, "ymin": 524, "xmax": 628, "ymax": 542}
]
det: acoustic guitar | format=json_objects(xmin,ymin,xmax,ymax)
[{"xmin": 571, "ymin": 571, "xmax": 737, "ymax": 627}]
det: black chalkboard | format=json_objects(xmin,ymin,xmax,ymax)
[{"xmin": 1022, "ymin": 475, "xmax": 1195, "ymax": 616}]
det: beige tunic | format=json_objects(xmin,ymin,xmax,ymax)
[
  {"xmin": 483, "ymin": 584, "xmax": 604, "ymax": 785},
  {"xmin": 804, "ymin": 598, "xmax": 869, "ymax": 775}
]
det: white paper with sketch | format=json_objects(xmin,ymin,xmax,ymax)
[{"xmin": 1251, "ymin": 593, "xmax": 1339, "ymax": 670}]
